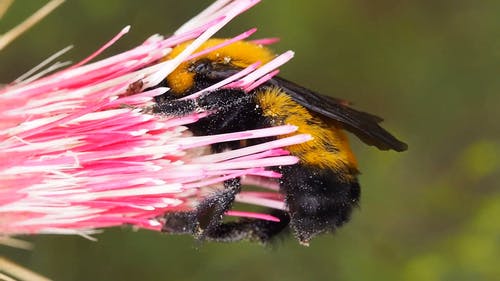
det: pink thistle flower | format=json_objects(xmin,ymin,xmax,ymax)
[{"xmin": 0, "ymin": 0, "xmax": 310, "ymax": 238}]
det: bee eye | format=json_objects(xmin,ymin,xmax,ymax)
[{"xmin": 188, "ymin": 59, "xmax": 212, "ymax": 75}]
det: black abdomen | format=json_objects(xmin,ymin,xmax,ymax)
[{"xmin": 279, "ymin": 165, "xmax": 360, "ymax": 243}]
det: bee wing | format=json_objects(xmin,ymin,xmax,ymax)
[
  {"xmin": 199, "ymin": 63, "xmax": 407, "ymax": 151},
  {"xmin": 266, "ymin": 77, "xmax": 408, "ymax": 152}
]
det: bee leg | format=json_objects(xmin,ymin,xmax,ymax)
[
  {"xmin": 162, "ymin": 181, "xmax": 291, "ymax": 243},
  {"xmin": 196, "ymin": 178, "xmax": 241, "ymax": 237},
  {"xmin": 163, "ymin": 210, "xmax": 290, "ymax": 244},
  {"xmin": 162, "ymin": 178, "xmax": 241, "ymax": 237},
  {"xmin": 201, "ymin": 210, "xmax": 290, "ymax": 244},
  {"xmin": 161, "ymin": 212, "xmax": 198, "ymax": 235}
]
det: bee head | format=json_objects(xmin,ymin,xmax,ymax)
[{"xmin": 163, "ymin": 39, "xmax": 276, "ymax": 96}]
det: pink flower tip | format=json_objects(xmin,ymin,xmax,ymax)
[{"xmin": 0, "ymin": 0, "xmax": 307, "ymax": 237}]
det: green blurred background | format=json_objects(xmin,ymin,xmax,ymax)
[{"xmin": 1, "ymin": 0, "xmax": 499, "ymax": 280}]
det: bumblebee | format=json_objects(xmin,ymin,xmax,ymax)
[{"xmin": 152, "ymin": 39, "xmax": 407, "ymax": 245}]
